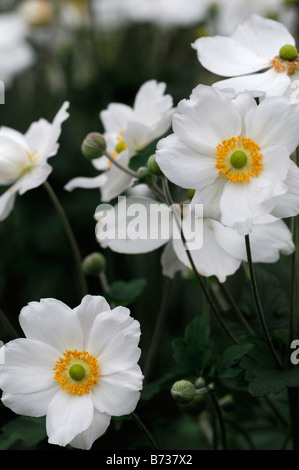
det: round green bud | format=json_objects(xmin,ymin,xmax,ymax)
[
  {"xmin": 147, "ymin": 155, "xmax": 163, "ymax": 176},
  {"xmin": 279, "ymin": 44, "xmax": 298, "ymax": 61},
  {"xmin": 82, "ymin": 132, "xmax": 107, "ymax": 160},
  {"xmin": 230, "ymin": 150, "xmax": 247, "ymax": 169},
  {"xmin": 188, "ymin": 189, "xmax": 196, "ymax": 200},
  {"xmin": 69, "ymin": 364, "xmax": 85, "ymax": 381},
  {"xmin": 171, "ymin": 380, "xmax": 196, "ymax": 405},
  {"xmin": 82, "ymin": 252, "xmax": 106, "ymax": 276}
]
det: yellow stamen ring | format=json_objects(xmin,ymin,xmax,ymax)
[
  {"xmin": 53, "ymin": 349, "xmax": 99, "ymax": 396},
  {"xmin": 215, "ymin": 136, "xmax": 263, "ymax": 184}
]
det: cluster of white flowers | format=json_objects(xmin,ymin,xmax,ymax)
[{"xmin": 1, "ymin": 6, "xmax": 299, "ymax": 451}]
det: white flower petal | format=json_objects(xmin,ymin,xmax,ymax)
[
  {"xmin": 100, "ymin": 103, "xmax": 134, "ymax": 134},
  {"xmin": 64, "ymin": 173, "xmax": 107, "ymax": 192},
  {"xmin": 0, "ymin": 338, "xmax": 58, "ymax": 396},
  {"xmin": 192, "ymin": 35, "xmax": 269, "ymax": 77},
  {"xmin": 172, "ymin": 85, "xmax": 242, "ymax": 156},
  {"xmin": 190, "ymin": 178, "xmax": 226, "ymax": 221},
  {"xmin": 156, "ymin": 133, "xmax": 217, "ymax": 190},
  {"xmin": 1, "ymin": 387, "xmax": 56, "ymax": 418},
  {"xmin": 100, "ymin": 152, "xmax": 134, "ymax": 201},
  {"xmin": 245, "ymin": 95, "xmax": 299, "ymax": 154},
  {"xmin": 271, "ymin": 160, "xmax": 299, "ymax": 218},
  {"xmin": 214, "ymin": 69, "xmax": 291, "ymax": 98},
  {"xmin": 95, "ymin": 196, "xmax": 171, "ymax": 254},
  {"xmin": 231, "ymin": 14, "xmax": 295, "ymax": 61},
  {"xmin": 73, "ymin": 295, "xmax": 111, "ymax": 345},
  {"xmin": 0, "ymin": 183, "xmax": 18, "ymax": 221},
  {"xmin": 18, "ymin": 163, "xmax": 52, "ymax": 195},
  {"xmin": 69, "ymin": 410, "xmax": 111, "ymax": 450},
  {"xmin": 19, "ymin": 298, "xmax": 84, "ymax": 352},
  {"xmin": 92, "ymin": 365, "xmax": 143, "ymax": 416},
  {"xmin": 47, "ymin": 390, "xmax": 94, "ymax": 447},
  {"xmin": 87, "ymin": 307, "xmax": 141, "ymax": 375}
]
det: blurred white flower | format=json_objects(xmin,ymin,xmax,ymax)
[
  {"xmin": 156, "ymin": 85, "xmax": 299, "ymax": 234},
  {"xmin": 0, "ymin": 295, "xmax": 143, "ymax": 450},
  {"xmin": 95, "ymin": 196, "xmax": 294, "ymax": 283},
  {"xmin": 18, "ymin": 0, "xmax": 54, "ymax": 27},
  {"xmin": 193, "ymin": 14, "xmax": 299, "ymax": 99},
  {"xmin": 65, "ymin": 80, "xmax": 173, "ymax": 201},
  {"xmin": 0, "ymin": 12, "xmax": 35, "ymax": 86},
  {"xmin": 0, "ymin": 102, "xmax": 69, "ymax": 221}
]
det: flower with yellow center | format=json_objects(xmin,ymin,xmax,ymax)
[
  {"xmin": 192, "ymin": 14, "xmax": 299, "ymax": 100},
  {"xmin": 0, "ymin": 102, "xmax": 69, "ymax": 221},
  {"xmin": 156, "ymin": 85, "xmax": 299, "ymax": 234},
  {"xmin": 65, "ymin": 80, "xmax": 174, "ymax": 201},
  {"xmin": 0, "ymin": 295, "xmax": 143, "ymax": 450}
]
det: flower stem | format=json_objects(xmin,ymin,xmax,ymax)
[
  {"xmin": 104, "ymin": 151, "xmax": 139, "ymax": 178},
  {"xmin": 131, "ymin": 412, "xmax": 160, "ymax": 450},
  {"xmin": 162, "ymin": 177, "xmax": 238, "ymax": 345},
  {"xmin": 43, "ymin": 181, "xmax": 88, "ymax": 297},
  {"xmin": 244, "ymin": 234, "xmax": 282, "ymax": 369},
  {"xmin": 143, "ymin": 277, "xmax": 173, "ymax": 382},
  {"xmin": 208, "ymin": 390, "xmax": 227, "ymax": 450}
]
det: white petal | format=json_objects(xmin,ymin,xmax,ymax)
[
  {"xmin": 0, "ymin": 183, "xmax": 18, "ymax": 221},
  {"xmin": 25, "ymin": 101, "xmax": 69, "ymax": 160},
  {"xmin": 1, "ymin": 387, "xmax": 56, "ymax": 417},
  {"xmin": 214, "ymin": 69, "xmax": 291, "ymax": 98},
  {"xmin": 87, "ymin": 307, "xmax": 141, "ymax": 375},
  {"xmin": 19, "ymin": 298, "xmax": 84, "ymax": 352},
  {"xmin": 190, "ymin": 178, "xmax": 226, "ymax": 221},
  {"xmin": 100, "ymin": 152, "xmax": 133, "ymax": 201},
  {"xmin": 231, "ymin": 14, "xmax": 295, "ymax": 61},
  {"xmin": 92, "ymin": 365, "xmax": 143, "ymax": 416},
  {"xmin": 271, "ymin": 160, "xmax": 299, "ymax": 218},
  {"xmin": 156, "ymin": 133, "xmax": 217, "ymax": 190},
  {"xmin": 47, "ymin": 390, "xmax": 94, "ymax": 447},
  {"xmin": 64, "ymin": 173, "xmax": 107, "ymax": 191},
  {"xmin": 172, "ymin": 85, "xmax": 242, "ymax": 156},
  {"xmin": 0, "ymin": 133, "xmax": 29, "ymax": 184},
  {"xmin": 0, "ymin": 338, "xmax": 58, "ymax": 395},
  {"xmin": 161, "ymin": 241, "xmax": 185, "ymax": 279},
  {"xmin": 69, "ymin": 410, "xmax": 111, "ymax": 450},
  {"xmin": 95, "ymin": 196, "xmax": 171, "ymax": 254},
  {"xmin": 192, "ymin": 35, "xmax": 269, "ymax": 77},
  {"xmin": 18, "ymin": 163, "xmax": 52, "ymax": 195},
  {"xmin": 73, "ymin": 295, "xmax": 111, "ymax": 345},
  {"xmin": 245, "ymin": 95, "xmax": 299, "ymax": 154},
  {"xmin": 100, "ymin": 103, "xmax": 134, "ymax": 134}
]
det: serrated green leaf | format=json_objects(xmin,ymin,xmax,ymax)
[
  {"xmin": 105, "ymin": 278, "xmax": 147, "ymax": 306},
  {"xmin": 172, "ymin": 316, "xmax": 213, "ymax": 376},
  {"xmin": 216, "ymin": 343, "xmax": 254, "ymax": 379}
]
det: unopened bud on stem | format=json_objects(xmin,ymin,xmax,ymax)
[
  {"xmin": 171, "ymin": 380, "xmax": 196, "ymax": 404},
  {"xmin": 82, "ymin": 252, "xmax": 106, "ymax": 276},
  {"xmin": 82, "ymin": 132, "xmax": 107, "ymax": 160}
]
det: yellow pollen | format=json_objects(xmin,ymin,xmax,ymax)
[
  {"xmin": 270, "ymin": 55, "xmax": 299, "ymax": 76},
  {"xmin": 26, "ymin": 150, "xmax": 39, "ymax": 164},
  {"xmin": 53, "ymin": 349, "xmax": 99, "ymax": 396},
  {"xmin": 215, "ymin": 136, "xmax": 263, "ymax": 183}
]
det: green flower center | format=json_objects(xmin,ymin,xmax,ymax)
[
  {"xmin": 69, "ymin": 364, "xmax": 86, "ymax": 381},
  {"xmin": 230, "ymin": 150, "xmax": 248, "ymax": 169},
  {"xmin": 279, "ymin": 44, "xmax": 298, "ymax": 61}
]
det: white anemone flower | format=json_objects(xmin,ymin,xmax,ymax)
[
  {"xmin": 94, "ymin": 196, "xmax": 294, "ymax": 283},
  {"xmin": 0, "ymin": 295, "xmax": 143, "ymax": 450},
  {"xmin": 156, "ymin": 85, "xmax": 299, "ymax": 234},
  {"xmin": 0, "ymin": 12, "xmax": 35, "ymax": 86},
  {"xmin": 192, "ymin": 14, "xmax": 299, "ymax": 99},
  {"xmin": 0, "ymin": 102, "xmax": 69, "ymax": 221},
  {"xmin": 65, "ymin": 80, "xmax": 173, "ymax": 201}
]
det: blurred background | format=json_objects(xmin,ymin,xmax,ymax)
[{"xmin": 0, "ymin": 0, "xmax": 298, "ymax": 450}]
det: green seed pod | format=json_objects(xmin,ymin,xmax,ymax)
[
  {"xmin": 171, "ymin": 380, "xmax": 196, "ymax": 405},
  {"xmin": 81, "ymin": 132, "xmax": 107, "ymax": 160},
  {"xmin": 82, "ymin": 252, "xmax": 106, "ymax": 276},
  {"xmin": 279, "ymin": 44, "xmax": 298, "ymax": 61}
]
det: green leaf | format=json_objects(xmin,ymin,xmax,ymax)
[
  {"xmin": 105, "ymin": 278, "xmax": 147, "ymax": 306},
  {"xmin": 0, "ymin": 416, "xmax": 47, "ymax": 450},
  {"xmin": 241, "ymin": 341, "xmax": 299, "ymax": 397},
  {"xmin": 216, "ymin": 343, "xmax": 254, "ymax": 379},
  {"xmin": 172, "ymin": 316, "xmax": 213, "ymax": 376}
]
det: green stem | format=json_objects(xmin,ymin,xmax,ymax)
[
  {"xmin": 43, "ymin": 181, "xmax": 88, "ymax": 297},
  {"xmin": 104, "ymin": 151, "xmax": 138, "ymax": 178},
  {"xmin": 131, "ymin": 412, "xmax": 160, "ymax": 450},
  {"xmin": 244, "ymin": 234, "xmax": 282, "ymax": 369},
  {"xmin": 208, "ymin": 391, "xmax": 227, "ymax": 450},
  {"xmin": 162, "ymin": 177, "xmax": 238, "ymax": 345},
  {"xmin": 143, "ymin": 277, "xmax": 173, "ymax": 382}
]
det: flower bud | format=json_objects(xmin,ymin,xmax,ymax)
[
  {"xmin": 171, "ymin": 380, "xmax": 196, "ymax": 405},
  {"xmin": 82, "ymin": 252, "xmax": 106, "ymax": 276},
  {"xmin": 82, "ymin": 133, "xmax": 107, "ymax": 160},
  {"xmin": 147, "ymin": 155, "xmax": 163, "ymax": 176}
]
